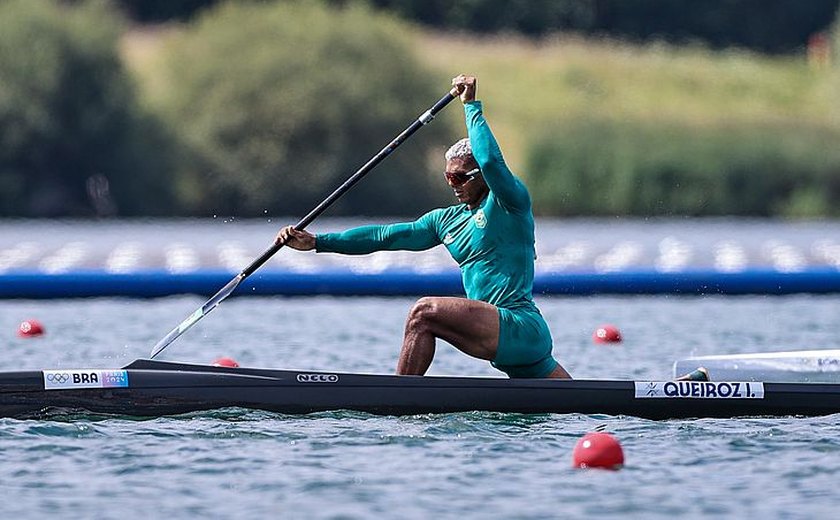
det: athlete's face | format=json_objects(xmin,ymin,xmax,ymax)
[{"xmin": 445, "ymin": 157, "xmax": 488, "ymax": 208}]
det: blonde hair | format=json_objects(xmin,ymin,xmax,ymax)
[{"xmin": 445, "ymin": 138, "xmax": 472, "ymax": 161}]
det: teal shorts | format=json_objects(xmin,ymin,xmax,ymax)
[{"xmin": 491, "ymin": 307, "xmax": 559, "ymax": 378}]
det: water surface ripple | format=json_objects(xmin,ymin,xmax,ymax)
[{"xmin": 2, "ymin": 295, "xmax": 840, "ymax": 518}]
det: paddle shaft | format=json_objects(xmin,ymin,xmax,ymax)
[
  {"xmin": 244, "ymin": 89, "xmax": 457, "ymax": 276},
  {"xmin": 150, "ymin": 88, "xmax": 459, "ymax": 359}
]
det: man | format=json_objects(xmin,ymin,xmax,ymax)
[{"xmin": 277, "ymin": 74, "xmax": 571, "ymax": 379}]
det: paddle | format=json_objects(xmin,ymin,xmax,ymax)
[{"xmin": 149, "ymin": 87, "xmax": 459, "ymax": 359}]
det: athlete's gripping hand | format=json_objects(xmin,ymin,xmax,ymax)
[
  {"xmin": 276, "ymin": 225, "xmax": 316, "ymax": 251},
  {"xmin": 451, "ymin": 74, "xmax": 477, "ymax": 104}
]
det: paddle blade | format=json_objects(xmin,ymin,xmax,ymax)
[{"xmin": 149, "ymin": 275, "xmax": 244, "ymax": 359}]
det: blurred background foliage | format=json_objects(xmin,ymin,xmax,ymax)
[
  {"xmin": 0, "ymin": 0, "xmax": 175, "ymax": 217},
  {"xmin": 146, "ymin": 1, "xmax": 453, "ymax": 217},
  {"xmin": 1, "ymin": 0, "xmax": 839, "ymax": 217},
  {"xmin": 528, "ymin": 119, "xmax": 840, "ymax": 218},
  {"xmin": 117, "ymin": 0, "xmax": 839, "ymax": 54}
]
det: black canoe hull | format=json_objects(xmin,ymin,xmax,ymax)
[{"xmin": 1, "ymin": 359, "xmax": 838, "ymax": 419}]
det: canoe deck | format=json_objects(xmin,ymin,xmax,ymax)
[{"xmin": 0, "ymin": 359, "xmax": 838, "ymax": 420}]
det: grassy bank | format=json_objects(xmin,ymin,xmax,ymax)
[
  {"xmin": 414, "ymin": 32, "xmax": 839, "ymax": 171},
  {"xmin": 121, "ymin": 23, "xmax": 840, "ymax": 217},
  {"xmin": 124, "ymin": 28, "xmax": 839, "ymax": 172}
]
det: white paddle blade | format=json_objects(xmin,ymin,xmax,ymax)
[{"xmin": 149, "ymin": 275, "xmax": 243, "ymax": 358}]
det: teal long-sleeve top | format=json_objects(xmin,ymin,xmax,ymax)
[{"xmin": 316, "ymin": 101, "xmax": 537, "ymax": 312}]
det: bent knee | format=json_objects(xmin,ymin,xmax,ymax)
[{"xmin": 407, "ymin": 297, "xmax": 443, "ymax": 328}]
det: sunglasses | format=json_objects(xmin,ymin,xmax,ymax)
[{"xmin": 444, "ymin": 167, "xmax": 480, "ymax": 186}]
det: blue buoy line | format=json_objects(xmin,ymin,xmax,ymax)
[
  {"xmin": 2, "ymin": 219, "xmax": 839, "ymax": 298},
  {"xmin": 2, "ymin": 268, "xmax": 840, "ymax": 298}
]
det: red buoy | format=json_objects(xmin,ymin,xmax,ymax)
[
  {"xmin": 18, "ymin": 319, "xmax": 45, "ymax": 338},
  {"xmin": 593, "ymin": 324, "xmax": 622, "ymax": 344},
  {"xmin": 572, "ymin": 432, "xmax": 624, "ymax": 470},
  {"xmin": 212, "ymin": 356, "xmax": 240, "ymax": 368}
]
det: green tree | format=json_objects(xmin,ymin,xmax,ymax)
[
  {"xmin": 0, "ymin": 0, "xmax": 175, "ymax": 216},
  {"xmin": 526, "ymin": 118, "xmax": 840, "ymax": 217},
  {"xmin": 834, "ymin": 8, "xmax": 840, "ymax": 57},
  {"xmin": 156, "ymin": 1, "xmax": 456, "ymax": 217},
  {"xmin": 115, "ymin": 0, "xmax": 221, "ymax": 22},
  {"xmin": 367, "ymin": 0, "xmax": 839, "ymax": 54}
]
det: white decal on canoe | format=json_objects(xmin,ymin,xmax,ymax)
[
  {"xmin": 43, "ymin": 370, "xmax": 129, "ymax": 390},
  {"xmin": 635, "ymin": 381, "xmax": 765, "ymax": 399},
  {"xmin": 296, "ymin": 374, "xmax": 339, "ymax": 383}
]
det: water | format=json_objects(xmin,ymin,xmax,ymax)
[{"xmin": 1, "ymin": 294, "xmax": 839, "ymax": 518}]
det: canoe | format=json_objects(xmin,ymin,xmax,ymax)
[{"xmin": 1, "ymin": 359, "xmax": 839, "ymax": 419}]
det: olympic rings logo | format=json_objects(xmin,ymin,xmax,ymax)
[{"xmin": 46, "ymin": 373, "xmax": 70, "ymax": 384}]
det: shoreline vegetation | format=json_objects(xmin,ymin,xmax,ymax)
[
  {"xmin": 415, "ymin": 31, "xmax": 840, "ymax": 217},
  {"xmin": 122, "ymin": 26, "xmax": 840, "ymax": 173},
  {"xmin": 3, "ymin": 0, "xmax": 839, "ymax": 218},
  {"xmin": 122, "ymin": 21, "xmax": 840, "ymax": 218},
  {"xmin": 413, "ymin": 31, "xmax": 839, "ymax": 167}
]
